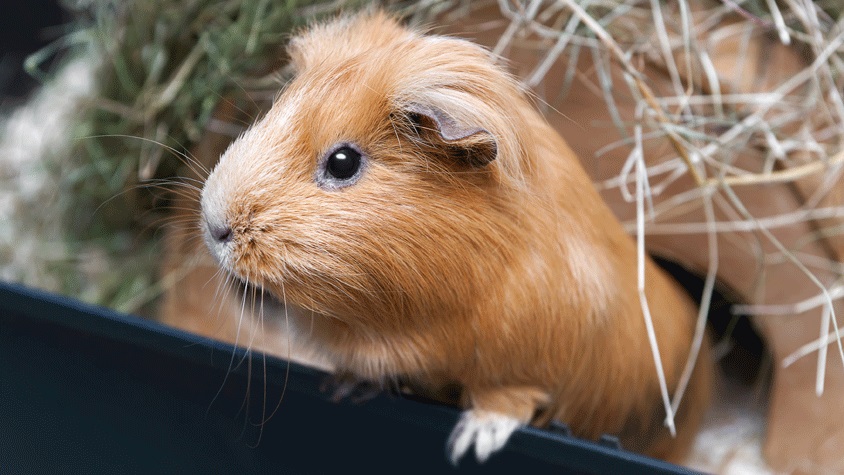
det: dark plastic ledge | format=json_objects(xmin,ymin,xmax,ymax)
[{"xmin": 0, "ymin": 282, "xmax": 702, "ymax": 474}]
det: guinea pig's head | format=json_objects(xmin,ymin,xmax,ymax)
[{"xmin": 201, "ymin": 13, "xmax": 530, "ymax": 326}]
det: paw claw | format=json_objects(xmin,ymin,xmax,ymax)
[{"xmin": 447, "ymin": 410, "xmax": 522, "ymax": 464}]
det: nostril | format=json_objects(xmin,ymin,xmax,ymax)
[{"xmin": 209, "ymin": 223, "xmax": 233, "ymax": 244}]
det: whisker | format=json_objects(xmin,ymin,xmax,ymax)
[
  {"xmin": 248, "ymin": 286, "xmax": 271, "ymax": 447},
  {"xmin": 78, "ymin": 133, "xmax": 210, "ymax": 178},
  {"xmin": 264, "ymin": 279, "xmax": 291, "ymax": 423},
  {"xmin": 206, "ymin": 272, "xmax": 251, "ymax": 416}
]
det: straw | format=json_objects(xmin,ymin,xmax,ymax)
[{"xmin": 488, "ymin": 0, "xmax": 844, "ymax": 428}]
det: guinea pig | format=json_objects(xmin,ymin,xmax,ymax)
[{"xmin": 199, "ymin": 11, "xmax": 712, "ymax": 464}]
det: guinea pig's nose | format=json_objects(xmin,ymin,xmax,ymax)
[{"xmin": 209, "ymin": 222, "xmax": 233, "ymax": 244}]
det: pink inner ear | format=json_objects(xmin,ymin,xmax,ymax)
[{"xmin": 405, "ymin": 103, "xmax": 491, "ymax": 143}]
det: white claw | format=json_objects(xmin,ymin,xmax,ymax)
[{"xmin": 447, "ymin": 410, "xmax": 522, "ymax": 464}]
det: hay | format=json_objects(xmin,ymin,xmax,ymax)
[{"xmin": 491, "ymin": 0, "xmax": 841, "ymax": 374}]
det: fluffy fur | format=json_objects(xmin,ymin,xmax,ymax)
[{"xmin": 200, "ymin": 12, "xmax": 712, "ymax": 463}]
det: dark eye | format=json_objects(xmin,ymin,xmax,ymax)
[{"xmin": 326, "ymin": 146, "xmax": 361, "ymax": 180}]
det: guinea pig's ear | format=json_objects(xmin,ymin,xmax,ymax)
[{"xmin": 405, "ymin": 103, "xmax": 498, "ymax": 166}]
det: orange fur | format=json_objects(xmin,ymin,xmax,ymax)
[{"xmin": 199, "ymin": 12, "xmax": 712, "ymax": 462}]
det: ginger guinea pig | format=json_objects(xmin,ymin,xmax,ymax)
[{"xmin": 200, "ymin": 12, "xmax": 712, "ymax": 464}]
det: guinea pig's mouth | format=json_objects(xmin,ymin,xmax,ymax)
[
  {"xmin": 203, "ymin": 230, "xmax": 278, "ymax": 297},
  {"xmin": 206, "ymin": 243, "xmax": 259, "ymax": 289}
]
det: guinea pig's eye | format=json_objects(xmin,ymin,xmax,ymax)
[
  {"xmin": 317, "ymin": 144, "xmax": 366, "ymax": 189},
  {"xmin": 326, "ymin": 146, "xmax": 361, "ymax": 179}
]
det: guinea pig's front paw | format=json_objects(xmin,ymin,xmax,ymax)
[
  {"xmin": 447, "ymin": 410, "xmax": 522, "ymax": 464},
  {"xmin": 320, "ymin": 372, "xmax": 382, "ymax": 403}
]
